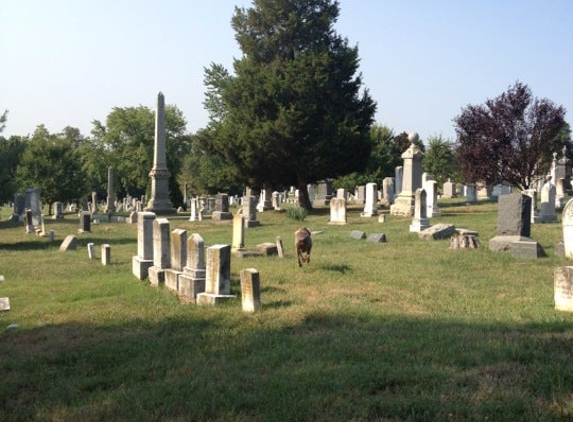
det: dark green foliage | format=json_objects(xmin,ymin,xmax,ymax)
[
  {"xmin": 0, "ymin": 135, "xmax": 26, "ymax": 204},
  {"xmin": 453, "ymin": 81, "xmax": 569, "ymax": 189},
  {"xmin": 334, "ymin": 126, "xmax": 425, "ymax": 192},
  {"xmin": 90, "ymin": 105, "xmax": 190, "ymax": 205},
  {"xmin": 15, "ymin": 125, "xmax": 86, "ymax": 206},
  {"xmin": 204, "ymin": 0, "xmax": 376, "ymax": 208},
  {"xmin": 178, "ymin": 128, "xmax": 239, "ymax": 196}
]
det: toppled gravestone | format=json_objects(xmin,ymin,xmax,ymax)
[
  {"xmin": 366, "ymin": 233, "xmax": 387, "ymax": 243},
  {"xmin": 59, "ymin": 235, "xmax": 78, "ymax": 251},
  {"xmin": 350, "ymin": 230, "xmax": 366, "ymax": 240},
  {"xmin": 418, "ymin": 223, "xmax": 456, "ymax": 240}
]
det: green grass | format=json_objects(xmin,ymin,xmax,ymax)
[{"xmin": 1, "ymin": 200, "xmax": 573, "ymax": 421}]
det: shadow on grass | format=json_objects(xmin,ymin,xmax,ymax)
[
  {"xmin": 320, "ymin": 263, "xmax": 352, "ymax": 273},
  {"xmin": 2, "ymin": 313, "xmax": 572, "ymax": 421},
  {"xmin": 0, "ymin": 237, "xmax": 136, "ymax": 251}
]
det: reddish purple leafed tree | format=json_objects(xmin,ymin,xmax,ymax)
[{"xmin": 453, "ymin": 82, "xmax": 568, "ymax": 190}]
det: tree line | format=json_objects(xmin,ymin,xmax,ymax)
[{"xmin": 1, "ymin": 0, "xmax": 569, "ymax": 210}]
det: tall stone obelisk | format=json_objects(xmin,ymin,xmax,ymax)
[{"xmin": 145, "ymin": 92, "xmax": 175, "ymax": 214}]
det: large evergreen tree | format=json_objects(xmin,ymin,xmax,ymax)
[{"xmin": 204, "ymin": 0, "xmax": 376, "ymax": 208}]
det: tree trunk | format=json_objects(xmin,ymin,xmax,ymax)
[{"xmin": 297, "ymin": 182, "xmax": 312, "ymax": 210}]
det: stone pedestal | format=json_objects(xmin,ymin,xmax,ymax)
[{"xmin": 196, "ymin": 244, "xmax": 235, "ymax": 305}]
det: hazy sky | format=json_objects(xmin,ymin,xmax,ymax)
[{"xmin": 2, "ymin": 1, "xmax": 572, "ymax": 143}]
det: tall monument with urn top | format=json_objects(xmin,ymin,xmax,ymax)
[
  {"xmin": 390, "ymin": 132, "xmax": 424, "ymax": 216},
  {"xmin": 145, "ymin": 92, "xmax": 175, "ymax": 214}
]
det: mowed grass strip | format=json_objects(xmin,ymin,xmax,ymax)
[{"xmin": 1, "ymin": 201, "xmax": 573, "ymax": 422}]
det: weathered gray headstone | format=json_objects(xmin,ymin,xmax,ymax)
[
  {"xmin": 149, "ymin": 218, "xmax": 171, "ymax": 285},
  {"xmin": 243, "ymin": 195, "xmax": 259, "ymax": 228},
  {"xmin": 179, "ymin": 233, "xmax": 206, "ymax": 300},
  {"xmin": 165, "ymin": 229, "xmax": 187, "ymax": 292},
  {"xmin": 381, "ymin": 177, "xmax": 394, "ymax": 206},
  {"xmin": 329, "ymin": 197, "xmax": 347, "ymax": 225},
  {"xmin": 197, "ymin": 244, "xmax": 236, "ymax": 305},
  {"xmin": 555, "ymin": 266, "xmax": 573, "ymax": 312},
  {"xmin": 87, "ymin": 243, "xmax": 95, "ymax": 259},
  {"xmin": 101, "ymin": 244, "xmax": 111, "ymax": 265},
  {"xmin": 511, "ymin": 240, "xmax": 545, "ymax": 259},
  {"xmin": 313, "ymin": 180, "xmax": 332, "ymax": 207},
  {"xmin": 276, "ymin": 236, "xmax": 284, "ymax": 258},
  {"xmin": 409, "ymin": 188, "xmax": 430, "ymax": 232},
  {"xmin": 132, "ymin": 212, "xmax": 156, "ymax": 280},
  {"xmin": 232, "ymin": 213, "xmax": 245, "ymax": 253},
  {"xmin": 0, "ymin": 297, "xmax": 10, "ymax": 311},
  {"xmin": 442, "ymin": 178, "xmax": 457, "ymax": 198},
  {"xmin": 12, "ymin": 193, "xmax": 25, "ymax": 221},
  {"xmin": 465, "ymin": 183, "xmax": 477, "ymax": 204},
  {"xmin": 489, "ymin": 194, "xmax": 544, "ymax": 255},
  {"xmin": 361, "ymin": 182, "xmax": 378, "ymax": 217},
  {"xmin": 52, "ymin": 201, "xmax": 64, "ymax": 219},
  {"xmin": 523, "ymin": 189, "xmax": 541, "ymax": 224},
  {"xmin": 78, "ymin": 211, "xmax": 91, "ymax": 233},
  {"xmin": 241, "ymin": 268, "xmax": 261, "ymax": 312},
  {"xmin": 212, "ymin": 193, "xmax": 232, "ymax": 220},
  {"xmin": 562, "ymin": 198, "xmax": 573, "ymax": 258},
  {"xmin": 423, "ymin": 179, "xmax": 440, "ymax": 217},
  {"xmin": 540, "ymin": 181, "xmax": 557, "ymax": 223}
]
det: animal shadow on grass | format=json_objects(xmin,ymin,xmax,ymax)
[{"xmin": 320, "ymin": 264, "xmax": 352, "ymax": 274}]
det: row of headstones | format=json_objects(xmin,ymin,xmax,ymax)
[
  {"xmin": 131, "ymin": 212, "xmax": 260, "ymax": 311},
  {"xmin": 327, "ymin": 185, "xmax": 436, "ymax": 228}
]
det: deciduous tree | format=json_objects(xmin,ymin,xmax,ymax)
[
  {"xmin": 91, "ymin": 105, "xmax": 190, "ymax": 205},
  {"xmin": 422, "ymin": 135, "xmax": 457, "ymax": 187},
  {"xmin": 15, "ymin": 125, "xmax": 85, "ymax": 209},
  {"xmin": 453, "ymin": 82, "xmax": 568, "ymax": 189}
]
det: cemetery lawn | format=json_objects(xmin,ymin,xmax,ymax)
[{"xmin": 1, "ymin": 199, "xmax": 573, "ymax": 422}]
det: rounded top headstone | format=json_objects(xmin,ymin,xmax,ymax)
[{"xmin": 408, "ymin": 132, "xmax": 419, "ymax": 143}]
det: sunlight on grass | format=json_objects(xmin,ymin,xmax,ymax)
[{"xmin": 1, "ymin": 201, "xmax": 573, "ymax": 421}]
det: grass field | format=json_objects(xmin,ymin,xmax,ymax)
[{"xmin": 1, "ymin": 199, "xmax": 573, "ymax": 421}]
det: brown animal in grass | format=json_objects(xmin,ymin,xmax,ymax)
[{"xmin": 294, "ymin": 228, "xmax": 312, "ymax": 267}]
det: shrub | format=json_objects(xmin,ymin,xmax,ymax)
[{"xmin": 286, "ymin": 205, "xmax": 307, "ymax": 221}]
